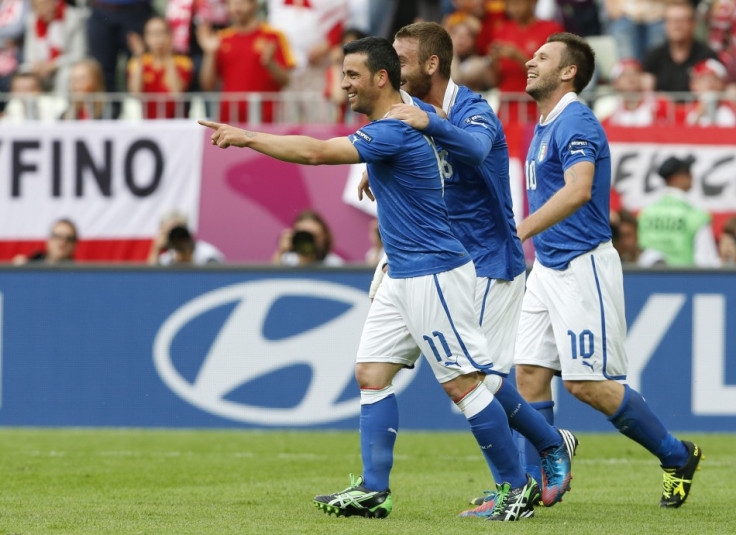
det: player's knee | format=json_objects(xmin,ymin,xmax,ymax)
[
  {"xmin": 355, "ymin": 362, "xmax": 395, "ymax": 389},
  {"xmin": 563, "ymin": 380, "xmax": 597, "ymax": 404},
  {"xmin": 441, "ymin": 373, "xmax": 480, "ymax": 402},
  {"xmin": 515, "ymin": 365, "xmax": 552, "ymax": 401}
]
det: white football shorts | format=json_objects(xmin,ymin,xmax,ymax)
[
  {"xmin": 357, "ymin": 261, "xmax": 494, "ymax": 384},
  {"xmin": 514, "ymin": 241, "xmax": 628, "ymax": 381},
  {"xmin": 475, "ymin": 271, "xmax": 526, "ymax": 376}
]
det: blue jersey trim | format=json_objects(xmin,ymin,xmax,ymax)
[
  {"xmin": 591, "ymin": 255, "xmax": 626, "ymax": 381},
  {"xmin": 433, "ymin": 273, "xmax": 494, "ymax": 374},
  {"xmin": 479, "ymin": 278, "xmax": 492, "ymax": 327}
]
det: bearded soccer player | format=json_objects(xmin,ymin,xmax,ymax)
[
  {"xmin": 200, "ymin": 36, "xmax": 537, "ymax": 522},
  {"xmin": 359, "ymin": 21, "xmax": 577, "ymax": 517},
  {"xmin": 515, "ymin": 32, "xmax": 702, "ymax": 509}
]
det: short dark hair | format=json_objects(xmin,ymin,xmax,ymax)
[
  {"xmin": 658, "ymin": 155, "xmax": 695, "ymax": 180},
  {"xmin": 344, "ymin": 36, "xmax": 402, "ymax": 91},
  {"xmin": 293, "ymin": 209, "xmax": 333, "ymax": 261},
  {"xmin": 168, "ymin": 225, "xmax": 194, "ymax": 252},
  {"xmin": 52, "ymin": 218, "xmax": 78, "ymax": 241},
  {"xmin": 547, "ymin": 33, "xmax": 595, "ymax": 94},
  {"xmin": 395, "ymin": 22, "xmax": 453, "ymax": 80}
]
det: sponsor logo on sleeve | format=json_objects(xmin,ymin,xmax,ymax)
[
  {"xmin": 464, "ymin": 114, "xmax": 489, "ymax": 129},
  {"xmin": 352, "ymin": 130, "xmax": 373, "ymax": 143},
  {"xmin": 569, "ymin": 140, "xmax": 588, "ymax": 156}
]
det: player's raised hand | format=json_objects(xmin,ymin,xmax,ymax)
[
  {"xmin": 387, "ymin": 104, "xmax": 430, "ymax": 130},
  {"xmin": 198, "ymin": 119, "xmax": 252, "ymax": 149}
]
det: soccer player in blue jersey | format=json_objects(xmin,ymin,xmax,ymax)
[
  {"xmin": 199, "ymin": 36, "xmax": 538, "ymax": 521},
  {"xmin": 363, "ymin": 21, "xmax": 578, "ymax": 515},
  {"xmin": 514, "ymin": 32, "xmax": 702, "ymax": 508}
]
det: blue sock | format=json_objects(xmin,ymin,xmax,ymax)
[
  {"xmin": 495, "ymin": 379, "xmax": 560, "ymax": 452},
  {"xmin": 517, "ymin": 400, "xmax": 554, "ymax": 486},
  {"xmin": 360, "ymin": 391, "xmax": 398, "ymax": 491},
  {"xmin": 608, "ymin": 385, "xmax": 688, "ymax": 467},
  {"xmin": 460, "ymin": 385, "xmax": 526, "ymax": 488}
]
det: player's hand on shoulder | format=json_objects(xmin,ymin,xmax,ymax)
[{"xmin": 387, "ymin": 104, "xmax": 429, "ymax": 130}]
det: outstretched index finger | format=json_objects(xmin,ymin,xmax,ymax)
[{"xmin": 198, "ymin": 119, "xmax": 222, "ymax": 130}]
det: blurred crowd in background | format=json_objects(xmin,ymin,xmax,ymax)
[
  {"xmin": 1, "ymin": 0, "xmax": 735, "ymax": 123},
  {"xmin": 2, "ymin": 0, "xmax": 736, "ymax": 269}
]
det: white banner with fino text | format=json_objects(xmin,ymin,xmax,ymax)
[{"xmin": 0, "ymin": 120, "xmax": 203, "ymax": 239}]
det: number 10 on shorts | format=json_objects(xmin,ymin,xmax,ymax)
[{"xmin": 567, "ymin": 329, "xmax": 594, "ymax": 360}]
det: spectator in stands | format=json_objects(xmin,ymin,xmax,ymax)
[
  {"xmin": 596, "ymin": 58, "xmax": 674, "ymax": 126},
  {"xmin": 165, "ymin": 0, "xmax": 228, "ymax": 92},
  {"xmin": 148, "ymin": 210, "xmax": 225, "ymax": 265},
  {"xmin": 370, "ymin": 0, "xmax": 443, "ymax": 39},
  {"xmin": 272, "ymin": 209, "xmax": 344, "ymax": 266},
  {"xmin": 490, "ymin": 0, "xmax": 564, "ymax": 124},
  {"xmin": 60, "ymin": 57, "xmax": 109, "ymax": 120},
  {"xmin": 638, "ymin": 156, "xmax": 721, "ymax": 267},
  {"xmin": 197, "ymin": 0, "xmax": 294, "ymax": 123},
  {"xmin": 2, "ymin": 72, "xmax": 42, "ymax": 121},
  {"xmin": 160, "ymin": 225, "xmax": 223, "ymax": 265},
  {"xmin": 707, "ymin": 0, "xmax": 736, "ymax": 86},
  {"xmin": 446, "ymin": 14, "xmax": 491, "ymax": 92},
  {"xmin": 443, "ymin": 0, "xmax": 504, "ymax": 57},
  {"xmin": 13, "ymin": 218, "xmax": 78, "ymax": 265},
  {"xmin": 0, "ymin": 0, "xmax": 29, "ymax": 112},
  {"xmin": 267, "ymin": 0, "xmax": 349, "ymax": 122},
  {"xmin": 325, "ymin": 26, "xmax": 367, "ymax": 123},
  {"xmin": 86, "ymin": 0, "xmax": 153, "ymax": 96},
  {"xmin": 127, "ymin": 16, "xmax": 193, "ymax": 119},
  {"xmin": 611, "ymin": 209, "xmax": 666, "ymax": 266},
  {"xmin": 642, "ymin": 0, "xmax": 719, "ymax": 94},
  {"xmin": 557, "ymin": 0, "xmax": 602, "ymax": 37},
  {"xmin": 21, "ymin": 0, "xmax": 87, "ymax": 93},
  {"xmin": 605, "ymin": 0, "xmax": 666, "ymax": 61},
  {"xmin": 678, "ymin": 58, "xmax": 736, "ymax": 126},
  {"xmin": 718, "ymin": 216, "xmax": 736, "ymax": 265}
]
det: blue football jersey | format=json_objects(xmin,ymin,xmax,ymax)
[
  {"xmin": 349, "ymin": 117, "xmax": 470, "ymax": 278},
  {"xmin": 419, "ymin": 83, "xmax": 526, "ymax": 280},
  {"xmin": 525, "ymin": 95, "xmax": 612, "ymax": 269}
]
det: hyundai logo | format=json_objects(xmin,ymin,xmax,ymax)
[{"xmin": 153, "ymin": 279, "xmax": 419, "ymax": 425}]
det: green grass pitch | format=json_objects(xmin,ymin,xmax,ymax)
[{"xmin": 0, "ymin": 429, "xmax": 734, "ymax": 534}]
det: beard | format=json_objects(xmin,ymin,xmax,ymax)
[
  {"xmin": 526, "ymin": 69, "xmax": 564, "ymax": 102},
  {"xmin": 403, "ymin": 72, "xmax": 432, "ymax": 100},
  {"xmin": 526, "ymin": 77, "xmax": 557, "ymax": 102}
]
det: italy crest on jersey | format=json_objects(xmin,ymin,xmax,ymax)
[{"xmin": 538, "ymin": 142, "xmax": 548, "ymax": 161}]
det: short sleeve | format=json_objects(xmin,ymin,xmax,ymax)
[
  {"xmin": 349, "ymin": 120, "xmax": 405, "ymax": 163},
  {"xmin": 555, "ymin": 114, "xmax": 600, "ymax": 171}
]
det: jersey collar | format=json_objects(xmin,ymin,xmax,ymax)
[
  {"xmin": 399, "ymin": 89, "xmax": 417, "ymax": 106},
  {"xmin": 381, "ymin": 90, "xmax": 419, "ymax": 119},
  {"xmin": 540, "ymin": 92, "xmax": 578, "ymax": 126},
  {"xmin": 442, "ymin": 79, "xmax": 460, "ymax": 115}
]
